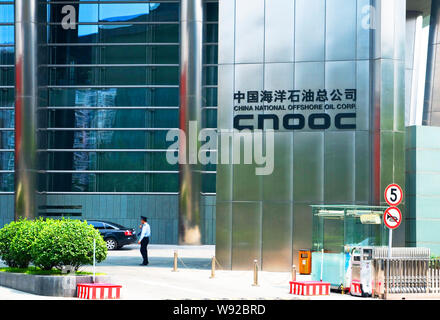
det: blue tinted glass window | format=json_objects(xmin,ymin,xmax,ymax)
[
  {"xmin": 204, "ymin": 2, "xmax": 218, "ymax": 22},
  {"xmin": 0, "ymin": 5, "xmax": 13, "ymax": 23},
  {"xmin": 203, "ymin": 88, "xmax": 217, "ymax": 107},
  {"xmin": 48, "ymin": 88, "xmax": 179, "ymax": 107},
  {"xmin": 40, "ymin": 1, "xmax": 219, "ymax": 193},
  {"xmin": 0, "ymin": 26, "xmax": 14, "ymax": 45},
  {"xmin": 0, "ymin": 110, "xmax": 14, "ymax": 127},
  {"xmin": 40, "ymin": 130, "xmax": 177, "ymax": 150},
  {"xmin": 47, "ymin": 4, "xmax": 98, "ymax": 24},
  {"xmin": 40, "ymin": 151, "xmax": 177, "ymax": 171},
  {"xmin": 0, "ymin": 152, "xmax": 13, "ymax": 170},
  {"xmin": 40, "ymin": 173, "xmax": 178, "ymax": 192},
  {"xmin": 0, "ymin": 47, "xmax": 14, "ymax": 64},
  {"xmin": 99, "ymin": 3, "xmax": 178, "ymax": 22},
  {"xmin": 79, "ymin": 4, "xmax": 99, "ymax": 23},
  {"xmin": 46, "ymin": 109, "xmax": 178, "ymax": 129},
  {"xmin": 78, "ymin": 25, "xmax": 99, "ymax": 38},
  {"xmin": 0, "ymin": 173, "xmax": 13, "ymax": 192},
  {"xmin": 202, "ymin": 173, "xmax": 216, "ymax": 193},
  {"xmin": 0, "ymin": 131, "xmax": 13, "ymax": 149}
]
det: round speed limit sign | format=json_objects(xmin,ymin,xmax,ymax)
[
  {"xmin": 384, "ymin": 184, "xmax": 403, "ymax": 206},
  {"xmin": 383, "ymin": 207, "xmax": 402, "ymax": 230}
]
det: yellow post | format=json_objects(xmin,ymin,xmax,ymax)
[
  {"xmin": 252, "ymin": 260, "xmax": 259, "ymax": 286},
  {"xmin": 292, "ymin": 265, "xmax": 296, "ymax": 281},
  {"xmin": 172, "ymin": 250, "xmax": 178, "ymax": 272},
  {"xmin": 210, "ymin": 256, "xmax": 215, "ymax": 278}
]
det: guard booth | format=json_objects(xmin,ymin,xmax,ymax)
[{"xmin": 310, "ymin": 205, "xmax": 389, "ymax": 290}]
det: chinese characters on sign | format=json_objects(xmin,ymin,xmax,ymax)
[
  {"xmin": 234, "ymin": 89, "xmax": 357, "ymax": 104},
  {"xmin": 232, "ymin": 88, "xmax": 358, "ymax": 131}
]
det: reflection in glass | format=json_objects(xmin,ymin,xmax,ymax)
[
  {"xmin": 49, "ymin": 45, "xmax": 179, "ymax": 65},
  {"xmin": 41, "ymin": 172, "xmax": 178, "ymax": 192},
  {"xmin": 49, "ymin": 23, "xmax": 178, "ymax": 44},
  {"xmin": 0, "ymin": 47, "xmax": 14, "ymax": 64},
  {"xmin": 49, "ymin": 88, "xmax": 179, "ymax": 107},
  {"xmin": 0, "ymin": 110, "xmax": 14, "ymax": 128},
  {"xmin": 0, "ymin": 67, "xmax": 15, "ymax": 86},
  {"xmin": 0, "ymin": 131, "xmax": 14, "ymax": 149},
  {"xmin": 99, "ymin": 3, "xmax": 178, "ymax": 22},
  {"xmin": 47, "ymin": 109, "xmax": 178, "ymax": 129},
  {"xmin": 0, "ymin": 173, "xmax": 13, "ymax": 192},
  {"xmin": 0, "ymin": 151, "xmax": 13, "ymax": 170},
  {"xmin": 38, "ymin": 0, "xmax": 219, "ymax": 194},
  {"xmin": 41, "ymin": 151, "xmax": 177, "ymax": 171}
]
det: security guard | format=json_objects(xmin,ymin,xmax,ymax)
[{"xmin": 138, "ymin": 216, "xmax": 151, "ymax": 266}]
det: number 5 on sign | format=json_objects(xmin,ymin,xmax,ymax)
[{"xmin": 384, "ymin": 184, "xmax": 403, "ymax": 206}]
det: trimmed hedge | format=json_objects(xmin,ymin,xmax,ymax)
[
  {"xmin": 0, "ymin": 220, "xmax": 22, "ymax": 267},
  {"xmin": 10, "ymin": 218, "xmax": 45, "ymax": 268},
  {"xmin": 0, "ymin": 218, "xmax": 107, "ymax": 271}
]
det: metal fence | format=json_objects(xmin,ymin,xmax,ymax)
[
  {"xmin": 372, "ymin": 254, "xmax": 440, "ymax": 299},
  {"xmin": 428, "ymin": 259, "xmax": 440, "ymax": 295}
]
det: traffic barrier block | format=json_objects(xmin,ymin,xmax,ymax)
[
  {"xmin": 289, "ymin": 281, "xmax": 330, "ymax": 296},
  {"xmin": 77, "ymin": 283, "xmax": 122, "ymax": 299},
  {"xmin": 350, "ymin": 281, "xmax": 362, "ymax": 296}
]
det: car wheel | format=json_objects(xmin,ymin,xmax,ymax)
[{"xmin": 106, "ymin": 238, "xmax": 118, "ymax": 250}]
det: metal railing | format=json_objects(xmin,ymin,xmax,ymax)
[
  {"xmin": 372, "ymin": 253, "xmax": 440, "ymax": 299},
  {"xmin": 428, "ymin": 259, "xmax": 440, "ymax": 294}
]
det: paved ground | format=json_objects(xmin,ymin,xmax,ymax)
[
  {"xmin": 79, "ymin": 244, "xmax": 367, "ymax": 300},
  {"xmin": 0, "ymin": 244, "xmax": 369, "ymax": 300}
]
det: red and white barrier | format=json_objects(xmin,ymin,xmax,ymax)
[
  {"xmin": 289, "ymin": 281, "xmax": 330, "ymax": 296},
  {"xmin": 350, "ymin": 281, "xmax": 362, "ymax": 296},
  {"xmin": 77, "ymin": 283, "xmax": 122, "ymax": 299}
]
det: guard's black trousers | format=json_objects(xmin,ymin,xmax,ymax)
[{"xmin": 140, "ymin": 237, "xmax": 149, "ymax": 265}]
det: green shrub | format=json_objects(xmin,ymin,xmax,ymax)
[
  {"xmin": 9, "ymin": 218, "xmax": 45, "ymax": 268},
  {"xmin": 0, "ymin": 218, "xmax": 107, "ymax": 271},
  {"xmin": 0, "ymin": 220, "xmax": 22, "ymax": 267},
  {"xmin": 31, "ymin": 219, "xmax": 107, "ymax": 271}
]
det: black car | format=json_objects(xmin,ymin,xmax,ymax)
[{"xmin": 86, "ymin": 220, "xmax": 137, "ymax": 250}]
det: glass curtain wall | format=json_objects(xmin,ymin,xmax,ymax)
[
  {"xmin": 38, "ymin": 0, "xmax": 218, "ymax": 195},
  {"xmin": 0, "ymin": 0, "xmax": 14, "ymax": 193},
  {"xmin": 201, "ymin": 0, "xmax": 217, "ymax": 194},
  {"xmin": 40, "ymin": 0, "xmax": 180, "ymax": 193}
]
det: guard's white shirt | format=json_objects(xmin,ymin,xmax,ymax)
[{"xmin": 139, "ymin": 222, "xmax": 151, "ymax": 241}]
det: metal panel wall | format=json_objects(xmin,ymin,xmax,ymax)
[
  {"xmin": 295, "ymin": 0, "xmax": 325, "ymax": 62},
  {"xmin": 216, "ymin": 0, "xmax": 406, "ymax": 271},
  {"xmin": 326, "ymin": 0, "xmax": 356, "ymax": 61},
  {"xmin": 264, "ymin": 0, "xmax": 295, "ymax": 63},
  {"xmin": 231, "ymin": 201, "xmax": 262, "ymax": 270},
  {"xmin": 234, "ymin": 0, "xmax": 264, "ymax": 64}
]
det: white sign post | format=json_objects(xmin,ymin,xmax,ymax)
[
  {"xmin": 383, "ymin": 184, "xmax": 403, "ymax": 297},
  {"xmin": 93, "ymin": 238, "xmax": 96, "ymax": 283}
]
